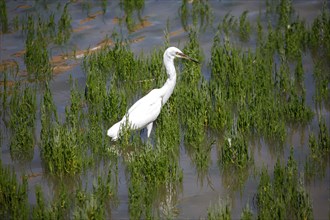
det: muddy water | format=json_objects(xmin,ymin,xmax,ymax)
[{"xmin": 1, "ymin": 0, "xmax": 329, "ymax": 219}]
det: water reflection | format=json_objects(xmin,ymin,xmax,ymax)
[
  {"xmin": 119, "ymin": 0, "xmax": 146, "ymax": 32},
  {"xmin": 158, "ymin": 180, "xmax": 181, "ymax": 219}
]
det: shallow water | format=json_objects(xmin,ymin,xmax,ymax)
[{"xmin": 1, "ymin": 0, "xmax": 329, "ymax": 219}]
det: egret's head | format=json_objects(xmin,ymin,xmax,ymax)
[{"xmin": 165, "ymin": 47, "xmax": 199, "ymax": 63}]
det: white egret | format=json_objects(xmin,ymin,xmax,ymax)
[{"xmin": 107, "ymin": 47, "xmax": 198, "ymax": 141}]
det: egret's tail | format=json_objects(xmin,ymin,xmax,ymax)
[{"xmin": 107, "ymin": 121, "xmax": 122, "ymax": 141}]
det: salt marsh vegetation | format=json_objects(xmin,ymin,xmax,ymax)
[{"xmin": 0, "ymin": 0, "xmax": 329, "ymax": 219}]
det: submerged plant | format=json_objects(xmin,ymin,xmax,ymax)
[
  {"xmin": 74, "ymin": 168, "xmax": 115, "ymax": 219},
  {"xmin": 207, "ymin": 198, "xmax": 231, "ymax": 220},
  {"xmin": 32, "ymin": 184, "xmax": 70, "ymax": 219},
  {"xmin": 241, "ymin": 203, "xmax": 254, "ymax": 220}
]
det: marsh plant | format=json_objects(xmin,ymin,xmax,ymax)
[
  {"xmin": 0, "ymin": 160, "xmax": 29, "ymax": 219},
  {"xmin": 126, "ymin": 145, "xmax": 182, "ymax": 219},
  {"xmin": 55, "ymin": 3, "xmax": 72, "ymax": 45},
  {"xmin": 40, "ymin": 78, "xmax": 86, "ymax": 176},
  {"xmin": 119, "ymin": 0, "xmax": 145, "ymax": 32},
  {"xmin": 239, "ymin": 11, "xmax": 251, "ymax": 42},
  {"xmin": 179, "ymin": 0, "xmax": 213, "ymax": 31},
  {"xmin": 1, "ymin": 71, "xmax": 8, "ymax": 113},
  {"xmin": 1, "ymin": 1, "xmax": 330, "ymax": 219},
  {"xmin": 309, "ymin": 1, "xmax": 330, "ymax": 59},
  {"xmin": 73, "ymin": 169, "xmax": 116, "ymax": 219},
  {"xmin": 207, "ymin": 198, "xmax": 231, "ymax": 220},
  {"xmin": 219, "ymin": 131, "xmax": 251, "ymax": 169},
  {"xmin": 0, "ymin": 0, "xmax": 8, "ymax": 33},
  {"xmin": 305, "ymin": 117, "xmax": 330, "ymax": 181},
  {"xmin": 241, "ymin": 204, "xmax": 254, "ymax": 220},
  {"xmin": 9, "ymin": 84, "xmax": 36, "ymax": 161},
  {"xmin": 24, "ymin": 15, "xmax": 52, "ymax": 81},
  {"xmin": 277, "ymin": 0, "xmax": 294, "ymax": 27},
  {"xmin": 31, "ymin": 165, "xmax": 116, "ymax": 219},
  {"xmin": 176, "ymin": 29, "xmax": 213, "ymax": 174},
  {"xmin": 313, "ymin": 60, "xmax": 330, "ymax": 105},
  {"xmin": 256, "ymin": 149, "xmax": 313, "ymax": 220},
  {"xmin": 32, "ymin": 184, "xmax": 70, "ymax": 219},
  {"xmin": 210, "ymin": 13, "xmax": 313, "ymax": 143},
  {"xmin": 40, "ymin": 82, "xmax": 58, "ymax": 151}
]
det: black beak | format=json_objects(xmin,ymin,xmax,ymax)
[{"xmin": 177, "ymin": 52, "xmax": 199, "ymax": 64}]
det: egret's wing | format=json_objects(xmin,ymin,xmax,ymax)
[
  {"xmin": 126, "ymin": 89, "xmax": 163, "ymax": 130},
  {"xmin": 127, "ymin": 89, "xmax": 161, "ymax": 115}
]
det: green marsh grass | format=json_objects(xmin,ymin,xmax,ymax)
[
  {"xmin": 155, "ymin": 103, "xmax": 180, "ymax": 158},
  {"xmin": 21, "ymin": 4, "xmax": 74, "ymax": 80},
  {"xmin": 240, "ymin": 204, "xmax": 254, "ymax": 220},
  {"xmin": 9, "ymin": 84, "xmax": 36, "ymax": 161},
  {"xmin": 24, "ymin": 15, "xmax": 52, "ymax": 81},
  {"xmin": 207, "ymin": 198, "xmax": 231, "ymax": 220},
  {"xmin": 219, "ymin": 164, "xmax": 250, "ymax": 196},
  {"xmin": 126, "ymin": 145, "xmax": 182, "ymax": 219},
  {"xmin": 179, "ymin": 0, "xmax": 213, "ymax": 31},
  {"xmin": 12, "ymin": 15, "xmax": 19, "ymax": 32},
  {"xmin": 0, "ymin": 160, "xmax": 29, "ymax": 219},
  {"xmin": 217, "ymin": 13, "xmax": 238, "ymax": 38},
  {"xmin": 32, "ymin": 184, "xmax": 70, "ymax": 219},
  {"xmin": 55, "ymin": 3, "xmax": 72, "ymax": 45},
  {"xmin": 309, "ymin": 1, "xmax": 330, "ymax": 59},
  {"xmin": 176, "ymin": 29, "xmax": 213, "ymax": 173},
  {"xmin": 305, "ymin": 117, "xmax": 330, "ymax": 181},
  {"xmin": 1, "ymin": 71, "xmax": 8, "ymax": 114},
  {"xmin": 239, "ymin": 11, "xmax": 251, "ymax": 42},
  {"xmin": 256, "ymin": 149, "xmax": 313, "ymax": 220},
  {"xmin": 277, "ymin": 0, "xmax": 294, "ymax": 28},
  {"xmin": 219, "ymin": 131, "xmax": 251, "ymax": 169},
  {"xmin": 73, "ymin": 169, "xmax": 116, "ymax": 219},
  {"xmin": 313, "ymin": 59, "xmax": 330, "ymax": 105},
  {"xmin": 40, "ymin": 78, "xmax": 86, "ymax": 176},
  {"xmin": 0, "ymin": 0, "xmax": 8, "ymax": 33},
  {"xmin": 40, "ymin": 82, "xmax": 58, "ymax": 152},
  {"xmin": 120, "ymin": 0, "xmax": 145, "ymax": 32},
  {"xmin": 31, "ymin": 164, "xmax": 116, "ymax": 219},
  {"xmin": 210, "ymin": 10, "xmax": 314, "ymax": 143},
  {"xmin": 2, "ymin": 1, "xmax": 330, "ymax": 219}
]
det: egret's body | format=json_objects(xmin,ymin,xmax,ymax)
[{"xmin": 107, "ymin": 47, "xmax": 198, "ymax": 141}]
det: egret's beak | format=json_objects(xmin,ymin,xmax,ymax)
[{"xmin": 177, "ymin": 52, "xmax": 199, "ymax": 64}]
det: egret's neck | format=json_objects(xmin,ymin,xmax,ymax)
[{"xmin": 161, "ymin": 56, "xmax": 177, "ymax": 105}]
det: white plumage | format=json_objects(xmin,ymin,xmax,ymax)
[{"xmin": 107, "ymin": 47, "xmax": 198, "ymax": 141}]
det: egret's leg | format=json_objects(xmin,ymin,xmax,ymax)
[{"xmin": 146, "ymin": 122, "xmax": 153, "ymax": 138}]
